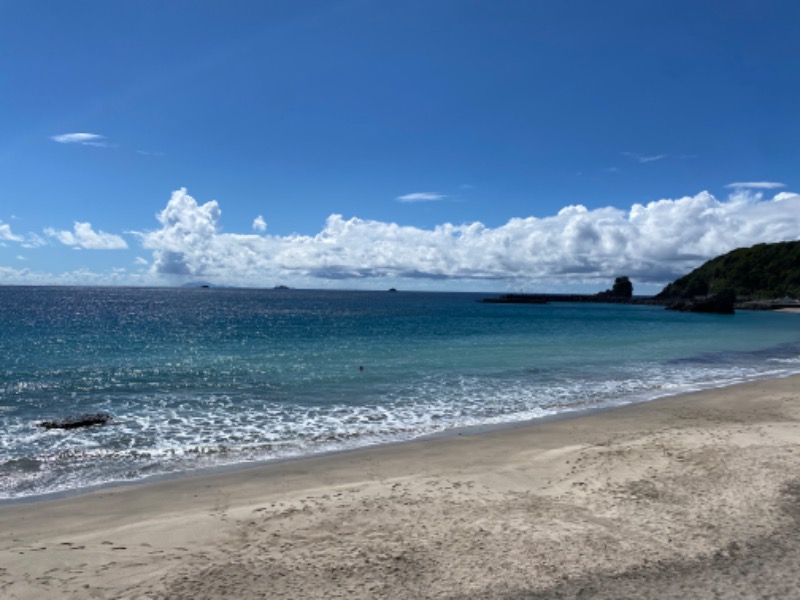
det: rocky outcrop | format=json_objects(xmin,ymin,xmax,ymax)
[
  {"xmin": 38, "ymin": 412, "xmax": 113, "ymax": 430},
  {"xmin": 596, "ymin": 276, "xmax": 633, "ymax": 300},
  {"xmin": 482, "ymin": 276, "xmax": 637, "ymax": 305},
  {"xmin": 665, "ymin": 290, "xmax": 736, "ymax": 315}
]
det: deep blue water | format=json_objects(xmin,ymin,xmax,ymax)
[{"xmin": 1, "ymin": 286, "xmax": 799, "ymax": 500}]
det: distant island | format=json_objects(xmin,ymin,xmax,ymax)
[{"xmin": 483, "ymin": 242, "xmax": 800, "ymax": 314}]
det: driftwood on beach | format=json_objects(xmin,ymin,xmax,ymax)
[{"xmin": 38, "ymin": 412, "xmax": 113, "ymax": 430}]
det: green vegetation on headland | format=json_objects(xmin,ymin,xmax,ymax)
[
  {"xmin": 483, "ymin": 242, "xmax": 800, "ymax": 313},
  {"xmin": 656, "ymin": 241, "xmax": 800, "ymax": 304}
]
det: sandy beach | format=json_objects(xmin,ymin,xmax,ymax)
[{"xmin": 3, "ymin": 375, "xmax": 800, "ymax": 599}]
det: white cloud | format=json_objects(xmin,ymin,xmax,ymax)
[
  {"xmin": 253, "ymin": 215, "xmax": 267, "ymax": 232},
  {"xmin": 725, "ymin": 181, "xmax": 786, "ymax": 190},
  {"xmin": 0, "ymin": 265, "xmax": 152, "ymax": 286},
  {"xmin": 138, "ymin": 188, "xmax": 224, "ymax": 275},
  {"xmin": 45, "ymin": 222, "xmax": 128, "ymax": 250},
  {"xmin": 21, "ymin": 233, "xmax": 47, "ymax": 249},
  {"xmin": 0, "ymin": 223, "xmax": 46, "ymax": 248},
  {"xmin": 50, "ymin": 132, "xmax": 108, "ymax": 147},
  {"xmin": 622, "ymin": 152, "xmax": 667, "ymax": 164},
  {"xmin": 0, "ymin": 222, "xmax": 23, "ymax": 242},
  {"xmin": 135, "ymin": 188, "xmax": 800, "ymax": 289},
  {"xmin": 774, "ymin": 192, "xmax": 800, "ymax": 202},
  {"xmin": 397, "ymin": 192, "xmax": 447, "ymax": 203}
]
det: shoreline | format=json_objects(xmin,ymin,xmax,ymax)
[
  {"xmin": 3, "ymin": 374, "xmax": 800, "ymax": 598},
  {"xmin": 6, "ymin": 369, "xmax": 799, "ymax": 507}
]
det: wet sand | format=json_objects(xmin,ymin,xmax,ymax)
[{"xmin": 3, "ymin": 375, "xmax": 800, "ymax": 599}]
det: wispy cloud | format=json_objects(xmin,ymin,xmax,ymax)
[
  {"xmin": 0, "ymin": 222, "xmax": 23, "ymax": 242},
  {"xmin": 45, "ymin": 222, "xmax": 128, "ymax": 250},
  {"xmin": 622, "ymin": 152, "xmax": 667, "ymax": 164},
  {"xmin": 397, "ymin": 192, "xmax": 447, "ymax": 203},
  {"xmin": 725, "ymin": 181, "xmax": 786, "ymax": 190},
  {"xmin": 21, "ymin": 233, "xmax": 47, "ymax": 249},
  {"xmin": 50, "ymin": 132, "xmax": 110, "ymax": 147}
]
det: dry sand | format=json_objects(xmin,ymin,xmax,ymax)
[{"xmin": 3, "ymin": 376, "xmax": 800, "ymax": 599}]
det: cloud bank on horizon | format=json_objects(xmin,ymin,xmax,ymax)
[{"xmin": 3, "ymin": 186, "xmax": 799, "ymax": 290}]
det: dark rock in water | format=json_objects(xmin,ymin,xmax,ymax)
[
  {"xmin": 596, "ymin": 276, "xmax": 633, "ymax": 300},
  {"xmin": 666, "ymin": 290, "xmax": 736, "ymax": 315},
  {"xmin": 482, "ymin": 277, "xmax": 634, "ymax": 305},
  {"xmin": 38, "ymin": 412, "xmax": 113, "ymax": 430}
]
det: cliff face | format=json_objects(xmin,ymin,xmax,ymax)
[{"xmin": 657, "ymin": 241, "xmax": 800, "ymax": 302}]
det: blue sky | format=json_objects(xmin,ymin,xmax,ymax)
[{"xmin": 1, "ymin": 0, "xmax": 799, "ymax": 292}]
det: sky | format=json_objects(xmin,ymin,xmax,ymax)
[{"xmin": 1, "ymin": 0, "xmax": 799, "ymax": 294}]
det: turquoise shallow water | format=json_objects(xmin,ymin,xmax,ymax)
[{"xmin": 1, "ymin": 286, "xmax": 799, "ymax": 500}]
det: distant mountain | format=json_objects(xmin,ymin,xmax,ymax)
[{"xmin": 656, "ymin": 241, "xmax": 800, "ymax": 301}]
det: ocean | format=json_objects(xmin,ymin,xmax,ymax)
[{"xmin": 2, "ymin": 286, "xmax": 799, "ymax": 501}]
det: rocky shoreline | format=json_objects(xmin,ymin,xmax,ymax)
[{"xmin": 481, "ymin": 292, "xmax": 800, "ymax": 314}]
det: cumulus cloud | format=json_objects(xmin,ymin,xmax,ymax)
[
  {"xmin": 253, "ymin": 215, "xmax": 267, "ymax": 232},
  {"xmin": 725, "ymin": 181, "xmax": 786, "ymax": 190},
  {"xmin": 45, "ymin": 222, "xmax": 128, "ymax": 249},
  {"xmin": 135, "ymin": 188, "xmax": 800, "ymax": 289},
  {"xmin": 50, "ymin": 132, "xmax": 109, "ymax": 147},
  {"xmin": 774, "ymin": 192, "xmax": 800, "ymax": 202},
  {"xmin": 138, "ymin": 188, "xmax": 227, "ymax": 275},
  {"xmin": 397, "ymin": 192, "xmax": 447, "ymax": 202}
]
